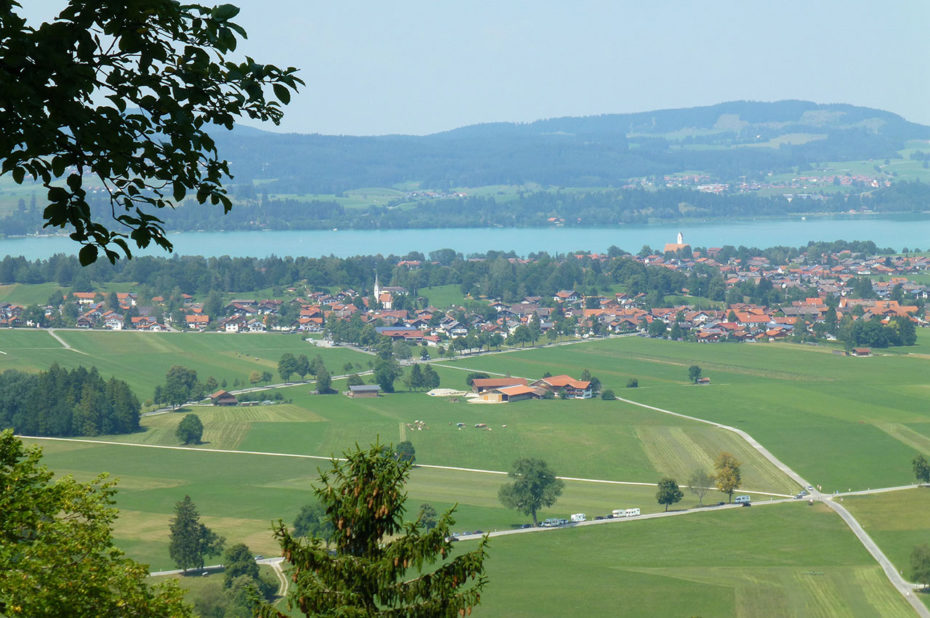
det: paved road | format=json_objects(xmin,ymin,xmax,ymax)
[
  {"xmin": 453, "ymin": 496, "xmax": 794, "ymax": 541},
  {"xmin": 824, "ymin": 499, "xmax": 930, "ymax": 617},
  {"xmin": 150, "ymin": 556, "xmax": 288, "ymax": 598}
]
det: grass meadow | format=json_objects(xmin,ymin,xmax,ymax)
[
  {"xmin": 10, "ymin": 329, "xmax": 930, "ymax": 613},
  {"xmin": 843, "ymin": 489, "xmax": 930, "ymax": 590},
  {"xmin": 0, "ymin": 329, "xmax": 371, "ymax": 401},
  {"xmin": 442, "ymin": 335, "xmax": 930, "ymax": 492},
  {"xmin": 466, "ymin": 503, "xmax": 914, "ymax": 617}
]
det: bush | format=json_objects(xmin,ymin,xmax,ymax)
[
  {"xmin": 600, "ymin": 389, "xmax": 616, "ymax": 400},
  {"xmin": 626, "ymin": 378, "xmax": 639, "ymax": 388}
]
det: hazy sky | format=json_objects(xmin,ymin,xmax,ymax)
[{"xmin": 21, "ymin": 1, "xmax": 930, "ymax": 135}]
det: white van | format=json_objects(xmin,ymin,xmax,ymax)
[
  {"xmin": 734, "ymin": 495, "xmax": 751, "ymax": 504},
  {"xmin": 570, "ymin": 513, "xmax": 586, "ymax": 522},
  {"xmin": 624, "ymin": 508, "xmax": 640, "ymax": 517},
  {"xmin": 611, "ymin": 509, "xmax": 626, "ymax": 518}
]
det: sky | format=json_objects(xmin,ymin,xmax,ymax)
[{"xmin": 21, "ymin": 1, "xmax": 930, "ymax": 136}]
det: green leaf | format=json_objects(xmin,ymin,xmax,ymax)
[
  {"xmin": 173, "ymin": 182, "xmax": 186, "ymax": 202},
  {"xmin": 78, "ymin": 244, "xmax": 98, "ymax": 266},
  {"xmin": 211, "ymin": 4, "xmax": 240, "ymax": 20},
  {"xmin": 52, "ymin": 156, "xmax": 66, "ymax": 177},
  {"xmin": 12, "ymin": 167, "xmax": 25, "ymax": 184},
  {"xmin": 48, "ymin": 187, "xmax": 69, "ymax": 202},
  {"xmin": 273, "ymin": 83, "xmax": 291, "ymax": 104}
]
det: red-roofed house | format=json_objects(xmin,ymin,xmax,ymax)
[{"xmin": 532, "ymin": 375, "xmax": 592, "ymax": 399}]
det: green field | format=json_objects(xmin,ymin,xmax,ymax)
[
  {"xmin": 419, "ymin": 284, "xmax": 467, "ymax": 308},
  {"xmin": 440, "ymin": 336, "xmax": 930, "ymax": 491},
  {"xmin": 468, "ymin": 503, "xmax": 913, "ymax": 617},
  {"xmin": 0, "ymin": 329, "xmax": 371, "ymax": 401},
  {"xmin": 843, "ymin": 489, "xmax": 930, "ymax": 582},
  {"xmin": 26, "ymin": 435, "xmax": 738, "ymax": 571},
  {"xmin": 10, "ymin": 329, "xmax": 930, "ymax": 613}
]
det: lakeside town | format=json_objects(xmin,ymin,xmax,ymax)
[{"xmin": 2, "ymin": 237, "xmax": 926, "ymax": 351}]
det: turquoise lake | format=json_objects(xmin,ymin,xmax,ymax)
[{"xmin": 3, "ymin": 215, "xmax": 930, "ymax": 259}]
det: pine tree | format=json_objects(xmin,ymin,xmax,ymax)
[
  {"xmin": 169, "ymin": 495, "xmax": 225, "ymax": 572},
  {"xmin": 422, "ymin": 364, "xmax": 440, "ymax": 390},
  {"xmin": 261, "ymin": 443, "xmax": 487, "ymax": 617},
  {"xmin": 408, "ymin": 364, "xmax": 424, "ymax": 391}
]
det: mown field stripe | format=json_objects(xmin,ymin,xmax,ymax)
[{"xmin": 17, "ymin": 435, "xmax": 791, "ymax": 497}]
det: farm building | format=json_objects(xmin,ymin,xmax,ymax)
[
  {"xmin": 471, "ymin": 377, "xmax": 528, "ymax": 394},
  {"xmin": 851, "ymin": 348, "xmax": 872, "ymax": 357},
  {"xmin": 494, "ymin": 385, "xmax": 545, "ymax": 402},
  {"xmin": 209, "ymin": 390, "xmax": 238, "ymax": 406},
  {"xmin": 532, "ymin": 375, "xmax": 593, "ymax": 399},
  {"xmin": 346, "ymin": 384, "xmax": 381, "ymax": 398}
]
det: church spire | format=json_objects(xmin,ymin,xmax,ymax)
[{"xmin": 373, "ymin": 270, "xmax": 380, "ymax": 300}]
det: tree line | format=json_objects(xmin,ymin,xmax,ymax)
[
  {"xmin": 5, "ymin": 182, "xmax": 930, "ymax": 238},
  {"xmin": 0, "ymin": 239, "xmax": 901, "ymax": 308},
  {"xmin": 0, "ymin": 364, "xmax": 139, "ymax": 437}
]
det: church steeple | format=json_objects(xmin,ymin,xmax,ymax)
[
  {"xmin": 677, "ymin": 231, "xmax": 683, "ymax": 245},
  {"xmin": 373, "ymin": 270, "xmax": 381, "ymax": 300}
]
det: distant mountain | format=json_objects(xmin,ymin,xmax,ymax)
[{"xmin": 213, "ymin": 101, "xmax": 930, "ymax": 193}]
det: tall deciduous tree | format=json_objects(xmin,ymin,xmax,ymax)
[
  {"xmin": 295, "ymin": 354, "xmax": 310, "ymax": 380},
  {"xmin": 223, "ymin": 543, "xmax": 259, "ymax": 588},
  {"xmin": 169, "ymin": 495, "xmax": 225, "ymax": 572},
  {"xmin": 656, "ymin": 478, "xmax": 683, "ymax": 512},
  {"xmin": 176, "ymin": 413, "xmax": 203, "ymax": 445},
  {"xmin": 688, "ymin": 365, "xmax": 702, "ymax": 384},
  {"xmin": 0, "ymin": 1, "xmax": 301, "ymax": 263},
  {"xmin": 687, "ymin": 469, "xmax": 714, "ymax": 506},
  {"xmin": 914, "ymin": 454, "xmax": 930, "ymax": 485},
  {"xmin": 714, "ymin": 452, "xmax": 742, "ymax": 502},
  {"xmin": 164, "ymin": 365, "xmax": 200, "ymax": 408},
  {"xmin": 293, "ymin": 502, "xmax": 334, "ymax": 540},
  {"xmin": 0, "ymin": 430, "xmax": 192, "ymax": 616},
  {"xmin": 278, "ymin": 353, "xmax": 297, "ymax": 382},
  {"xmin": 395, "ymin": 440, "xmax": 416, "ymax": 464},
  {"xmin": 417, "ymin": 503, "xmax": 438, "ymax": 531},
  {"xmin": 315, "ymin": 365, "xmax": 332, "ymax": 394},
  {"xmin": 912, "ymin": 545, "xmax": 930, "ymax": 589},
  {"xmin": 262, "ymin": 443, "xmax": 488, "ymax": 617},
  {"xmin": 498, "ymin": 458, "xmax": 564, "ymax": 526}
]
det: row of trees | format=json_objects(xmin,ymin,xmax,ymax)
[
  {"xmin": 495, "ymin": 452, "xmax": 743, "ymax": 527},
  {"xmin": 0, "ymin": 364, "xmax": 139, "ymax": 437}
]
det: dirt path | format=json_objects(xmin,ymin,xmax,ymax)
[{"xmin": 47, "ymin": 328, "xmax": 89, "ymax": 355}]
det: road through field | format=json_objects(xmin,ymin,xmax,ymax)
[{"xmin": 15, "ymin": 434, "xmax": 790, "ymax": 497}]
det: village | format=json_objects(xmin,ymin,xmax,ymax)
[{"xmin": 1, "ymin": 239, "xmax": 928, "ymax": 353}]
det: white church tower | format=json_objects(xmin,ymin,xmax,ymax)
[
  {"xmin": 373, "ymin": 270, "xmax": 381, "ymax": 300},
  {"xmin": 677, "ymin": 231, "xmax": 683, "ymax": 245}
]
